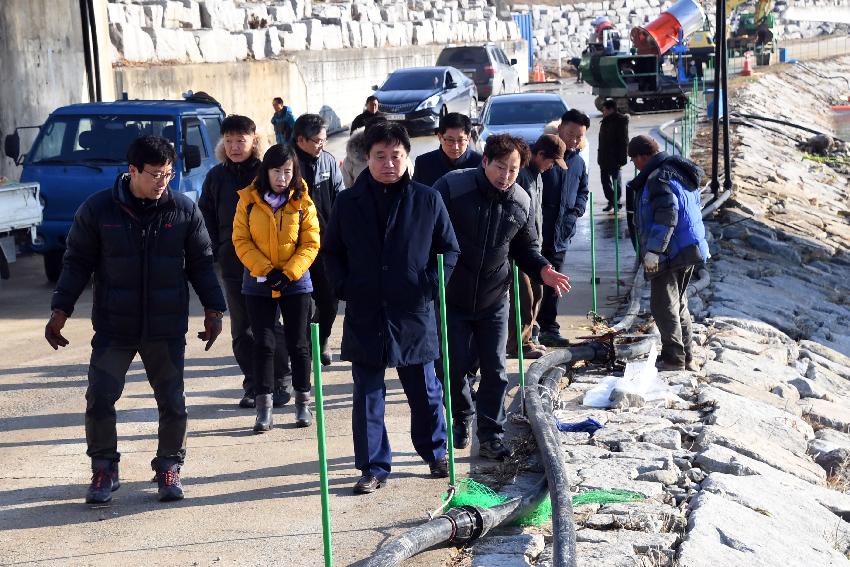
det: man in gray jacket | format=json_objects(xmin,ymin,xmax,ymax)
[
  {"xmin": 294, "ymin": 114, "xmax": 346, "ymax": 366},
  {"xmin": 508, "ymin": 134, "xmax": 567, "ymax": 359}
]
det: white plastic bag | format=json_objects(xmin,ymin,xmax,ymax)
[{"xmin": 582, "ymin": 345, "xmax": 683, "ymax": 408}]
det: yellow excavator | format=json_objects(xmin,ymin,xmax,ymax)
[{"xmin": 690, "ymin": 0, "xmax": 777, "ymax": 56}]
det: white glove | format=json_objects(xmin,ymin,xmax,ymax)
[{"xmin": 644, "ymin": 252, "xmax": 660, "ymax": 273}]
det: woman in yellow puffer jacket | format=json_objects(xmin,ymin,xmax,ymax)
[{"xmin": 232, "ymin": 144, "xmax": 320, "ymax": 433}]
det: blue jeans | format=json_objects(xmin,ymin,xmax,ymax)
[
  {"xmin": 351, "ymin": 361, "xmax": 447, "ymax": 478},
  {"xmin": 447, "ymin": 298, "xmax": 509, "ymax": 442}
]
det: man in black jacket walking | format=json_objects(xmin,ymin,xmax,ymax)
[
  {"xmin": 433, "ymin": 134, "xmax": 571, "ymax": 460},
  {"xmin": 45, "ymin": 136, "xmax": 226, "ymax": 504},
  {"xmin": 294, "ymin": 114, "xmax": 346, "ymax": 366},
  {"xmin": 598, "ymin": 99, "xmax": 629, "ymax": 212},
  {"xmin": 324, "ymin": 122, "xmax": 460, "ymax": 493},
  {"xmin": 199, "ymin": 115, "xmax": 291, "ymax": 410}
]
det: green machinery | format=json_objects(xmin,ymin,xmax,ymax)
[{"xmin": 580, "ymin": 0, "xmax": 707, "ymax": 114}]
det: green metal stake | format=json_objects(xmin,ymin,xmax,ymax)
[
  {"xmin": 437, "ymin": 254, "xmax": 456, "ymax": 487},
  {"xmin": 512, "ymin": 262, "xmax": 525, "ymax": 407},
  {"xmin": 613, "ymin": 179, "xmax": 620, "ymax": 297},
  {"xmin": 590, "ymin": 192, "xmax": 597, "ymax": 314},
  {"xmin": 311, "ymin": 323, "xmax": 333, "ymax": 567}
]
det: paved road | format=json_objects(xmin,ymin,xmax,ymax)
[{"xmin": 0, "ymin": 80, "xmax": 677, "ymax": 566}]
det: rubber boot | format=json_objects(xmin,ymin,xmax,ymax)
[
  {"xmin": 294, "ymin": 390, "xmax": 313, "ymax": 428},
  {"xmin": 253, "ymin": 394, "xmax": 273, "ymax": 433}
]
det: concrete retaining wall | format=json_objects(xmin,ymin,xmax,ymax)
[
  {"xmin": 114, "ymin": 39, "xmax": 528, "ymax": 144},
  {"xmin": 0, "ymin": 0, "xmax": 114, "ymax": 181}
]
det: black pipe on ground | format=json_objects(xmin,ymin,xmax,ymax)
[{"xmin": 365, "ymin": 342, "xmax": 609, "ymax": 567}]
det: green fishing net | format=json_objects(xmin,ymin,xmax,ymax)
[{"xmin": 443, "ymin": 482, "xmax": 647, "ymax": 527}]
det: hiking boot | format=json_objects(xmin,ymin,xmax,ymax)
[
  {"xmin": 238, "ymin": 388, "xmax": 256, "ymax": 409},
  {"xmin": 538, "ymin": 332, "xmax": 570, "ymax": 348},
  {"xmin": 294, "ymin": 390, "xmax": 313, "ymax": 428},
  {"xmin": 320, "ymin": 340, "xmax": 332, "ymax": 367},
  {"xmin": 253, "ymin": 394, "xmax": 273, "ymax": 433},
  {"xmin": 152, "ymin": 459, "xmax": 184, "ymax": 502},
  {"xmin": 85, "ymin": 459, "xmax": 119, "ymax": 504},
  {"xmin": 273, "ymin": 383, "xmax": 292, "ymax": 408},
  {"xmin": 428, "ymin": 457, "xmax": 449, "ymax": 478},
  {"xmin": 479, "ymin": 439, "xmax": 512, "ymax": 461},
  {"xmin": 453, "ymin": 420, "xmax": 472, "ymax": 450},
  {"xmin": 352, "ymin": 474, "xmax": 387, "ymax": 494}
]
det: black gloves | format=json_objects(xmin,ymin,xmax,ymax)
[{"xmin": 265, "ymin": 268, "xmax": 290, "ymax": 290}]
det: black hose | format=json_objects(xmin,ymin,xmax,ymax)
[
  {"xmin": 524, "ymin": 369, "xmax": 577, "ymax": 567},
  {"xmin": 366, "ymin": 342, "xmax": 609, "ymax": 567},
  {"xmin": 731, "ymin": 112, "xmax": 846, "ymax": 142}
]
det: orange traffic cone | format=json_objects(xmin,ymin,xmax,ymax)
[
  {"xmin": 740, "ymin": 51, "xmax": 753, "ymax": 77},
  {"xmin": 533, "ymin": 64, "xmax": 545, "ymax": 82}
]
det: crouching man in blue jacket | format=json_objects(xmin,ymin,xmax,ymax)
[
  {"xmin": 323, "ymin": 122, "xmax": 461, "ymax": 494},
  {"xmin": 628, "ymin": 135, "xmax": 709, "ymax": 372}
]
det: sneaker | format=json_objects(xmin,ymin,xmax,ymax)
[
  {"xmin": 428, "ymin": 457, "xmax": 449, "ymax": 478},
  {"xmin": 152, "ymin": 460, "xmax": 184, "ymax": 502},
  {"xmin": 85, "ymin": 460, "xmax": 119, "ymax": 504},
  {"xmin": 453, "ymin": 420, "xmax": 472, "ymax": 450},
  {"xmin": 479, "ymin": 439, "xmax": 512, "ymax": 461},
  {"xmin": 238, "ymin": 389, "xmax": 256, "ymax": 409},
  {"xmin": 538, "ymin": 332, "xmax": 570, "ymax": 348},
  {"xmin": 352, "ymin": 474, "xmax": 387, "ymax": 494}
]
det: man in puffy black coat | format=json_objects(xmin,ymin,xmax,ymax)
[
  {"xmin": 597, "ymin": 99, "xmax": 630, "ymax": 211},
  {"xmin": 45, "ymin": 136, "xmax": 226, "ymax": 505},
  {"xmin": 324, "ymin": 122, "xmax": 460, "ymax": 494},
  {"xmin": 433, "ymin": 134, "xmax": 571, "ymax": 460},
  {"xmin": 199, "ymin": 115, "xmax": 291, "ymax": 409}
]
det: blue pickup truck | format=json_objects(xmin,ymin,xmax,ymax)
[{"xmin": 4, "ymin": 97, "xmax": 224, "ymax": 281}]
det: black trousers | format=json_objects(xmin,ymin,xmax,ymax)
[
  {"xmin": 245, "ymin": 293, "xmax": 313, "ymax": 395},
  {"xmin": 650, "ymin": 266, "xmax": 694, "ymax": 365},
  {"xmin": 600, "ymin": 166, "xmax": 623, "ymax": 205},
  {"xmin": 537, "ymin": 249, "xmax": 566, "ymax": 334},
  {"xmin": 86, "ymin": 335, "xmax": 187, "ymax": 464},
  {"xmin": 447, "ymin": 299, "xmax": 510, "ymax": 442},
  {"xmin": 309, "ymin": 255, "xmax": 339, "ymax": 346},
  {"xmin": 223, "ymin": 277, "xmax": 290, "ymax": 393}
]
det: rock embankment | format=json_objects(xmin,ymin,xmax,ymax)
[{"xmin": 465, "ymin": 58, "xmax": 850, "ymax": 566}]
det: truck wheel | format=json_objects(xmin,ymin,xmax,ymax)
[{"xmin": 44, "ymin": 250, "xmax": 64, "ymax": 283}]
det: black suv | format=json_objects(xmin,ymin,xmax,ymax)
[{"xmin": 436, "ymin": 44, "xmax": 521, "ymax": 100}]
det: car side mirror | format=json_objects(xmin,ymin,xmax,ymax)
[
  {"xmin": 510, "ymin": 58, "xmax": 518, "ymax": 65},
  {"xmin": 4, "ymin": 132, "xmax": 20, "ymax": 162},
  {"xmin": 184, "ymin": 144, "xmax": 202, "ymax": 171},
  {"xmin": 371, "ymin": 84, "xmax": 379, "ymax": 91},
  {"xmin": 446, "ymin": 80, "xmax": 456, "ymax": 89}
]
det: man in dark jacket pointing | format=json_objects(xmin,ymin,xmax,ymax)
[
  {"xmin": 324, "ymin": 122, "xmax": 460, "ymax": 494},
  {"xmin": 433, "ymin": 134, "xmax": 571, "ymax": 460},
  {"xmin": 45, "ymin": 136, "xmax": 226, "ymax": 505}
]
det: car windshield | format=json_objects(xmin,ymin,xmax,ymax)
[
  {"xmin": 381, "ymin": 71, "xmax": 443, "ymax": 91},
  {"xmin": 29, "ymin": 115, "xmax": 175, "ymax": 164},
  {"xmin": 484, "ymin": 100, "xmax": 568, "ymax": 126},
  {"xmin": 437, "ymin": 48, "xmax": 488, "ymax": 66}
]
